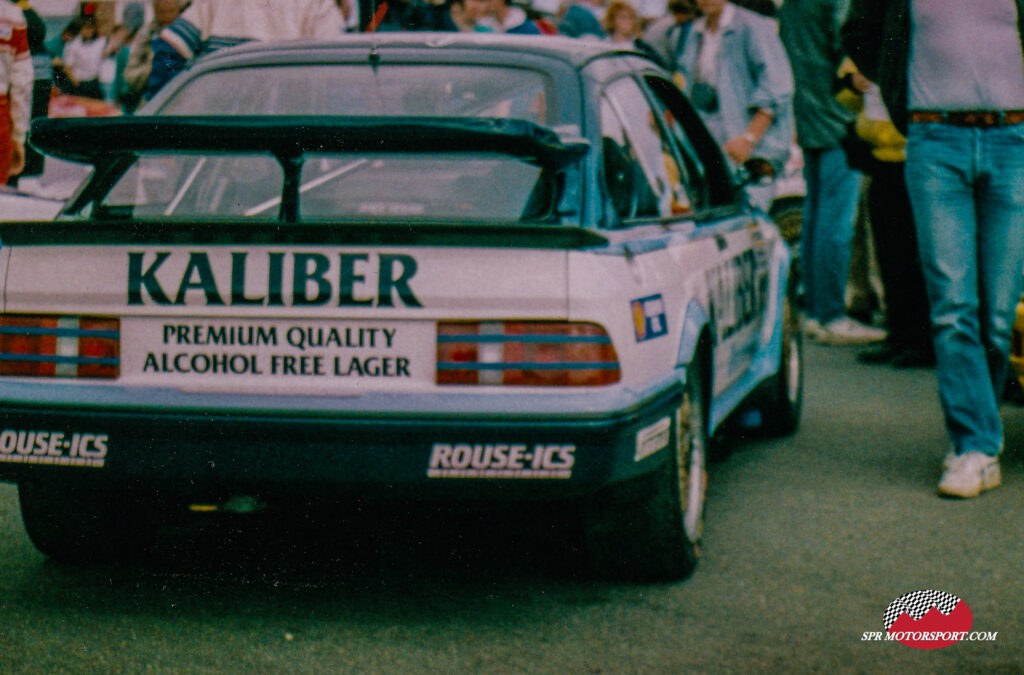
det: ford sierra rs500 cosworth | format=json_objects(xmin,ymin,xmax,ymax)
[{"xmin": 0, "ymin": 35, "xmax": 801, "ymax": 581}]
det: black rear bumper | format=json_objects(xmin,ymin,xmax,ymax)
[{"xmin": 0, "ymin": 385, "xmax": 681, "ymax": 503}]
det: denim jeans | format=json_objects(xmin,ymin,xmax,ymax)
[
  {"xmin": 800, "ymin": 147, "xmax": 863, "ymax": 323},
  {"xmin": 904, "ymin": 122, "xmax": 1024, "ymax": 457}
]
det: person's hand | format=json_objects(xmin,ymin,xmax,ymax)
[
  {"xmin": 850, "ymin": 71, "xmax": 873, "ymax": 94},
  {"xmin": 723, "ymin": 134, "xmax": 755, "ymax": 164},
  {"xmin": 9, "ymin": 140, "xmax": 25, "ymax": 177}
]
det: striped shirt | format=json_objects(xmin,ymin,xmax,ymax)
[{"xmin": 160, "ymin": 0, "xmax": 343, "ymax": 61}]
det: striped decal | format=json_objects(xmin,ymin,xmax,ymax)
[
  {"xmin": 0, "ymin": 324, "xmax": 120, "ymax": 339},
  {"xmin": 0, "ymin": 353, "xmax": 119, "ymax": 366},
  {"xmin": 0, "ymin": 316, "xmax": 120, "ymax": 377},
  {"xmin": 437, "ymin": 334, "xmax": 612, "ymax": 344},
  {"xmin": 436, "ymin": 321, "xmax": 621, "ymax": 386},
  {"xmin": 437, "ymin": 361, "xmax": 619, "ymax": 371}
]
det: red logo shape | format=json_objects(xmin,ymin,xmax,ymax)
[{"xmin": 884, "ymin": 590, "xmax": 973, "ymax": 649}]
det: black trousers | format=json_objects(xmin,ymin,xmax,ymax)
[{"xmin": 867, "ymin": 159, "xmax": 932, "ymax": 351}]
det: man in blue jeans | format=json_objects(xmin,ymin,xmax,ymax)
[
  {"xmin": 779, "ymin": 0, "xmax": 886, "ymax": 345},
  {"xmin": 844, "ymin": 0, "xmax": 1024, "ymax": 497}
]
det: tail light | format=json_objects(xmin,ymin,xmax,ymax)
[
  {"xmin": 0, "ymin": 315, "xmax": 119, "ymax": 379},
  {"xmin": 437, "ymin": 321, "xmax": 620, "ymax": 386}
]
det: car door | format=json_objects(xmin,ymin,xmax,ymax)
[
  {"xmin": 636, "ymin": 73, "xmax": 776, "ymax": 401},
  {"xmin": 572, "ymin": 73, "xmax": 735, "ymax": 398}
]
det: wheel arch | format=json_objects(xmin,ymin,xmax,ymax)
[{"xmin": 676, "ymin": 298, "xmax": 714, "ymax": 412}]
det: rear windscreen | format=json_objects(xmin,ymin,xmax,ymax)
[
  {"xmin": 97, "ymin": 64, "xmax": 565, "ymax": 223},
  {"xmin": 99, "ymin": 152, "xmax": 554, "ymax": 222},
  {"xmin": 159, "ymin": 64, "xmax": 554, "ymax": 125}
]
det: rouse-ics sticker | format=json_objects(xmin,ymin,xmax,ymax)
[{"xmin": 0, "ymin": 429, "xmax": 108, "ymax": 468}]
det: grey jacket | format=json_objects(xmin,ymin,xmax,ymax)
[{"xmin": 679, "ymin": 4, "xmax": 795, "ymax": 170}]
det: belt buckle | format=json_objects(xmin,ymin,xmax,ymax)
[
  {"xmin": 974, "ymin": 111, "xmax": 1001, "ymax": 127},
  {"xmin": 953, "ymin": 111, "xmax": 986, "ymax": 127}
]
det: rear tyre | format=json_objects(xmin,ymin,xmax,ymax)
[
  {"xmin": 18, "ymin": 481, "xmax": 152, "ymax": 563},
  {"xmin": 583, "ymin": 357, "xmax": 708, "ymax": 582}
]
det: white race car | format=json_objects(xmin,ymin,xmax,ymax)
[{"xmin": 0, "ymin": 35, "xmax": 801, "ymax": 580}]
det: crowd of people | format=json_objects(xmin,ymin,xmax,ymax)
[{"xmin": 3, "ymin": 0, "xmax": 1022, "ymax": 499}]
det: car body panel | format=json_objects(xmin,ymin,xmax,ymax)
[{"xmin": 0, "ymin": 35, "xmax": 795, "ymax": 503}]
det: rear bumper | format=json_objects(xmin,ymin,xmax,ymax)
[{"xmin": 0, "ymin": 384, "xmax": 682, "ymax": 502}]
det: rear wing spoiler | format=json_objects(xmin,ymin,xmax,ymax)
[
  {"xmin": 31, "ymin": 115, "xmax": 590, "ymax": 223},
  {"xmin": 30, "ymin": 115, "xmax": 591, "ymax": 168}
]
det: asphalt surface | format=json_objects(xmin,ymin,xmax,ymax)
[{"xmin": 0, "ymin": 343, "xmax": 1021, "ymax": 673}]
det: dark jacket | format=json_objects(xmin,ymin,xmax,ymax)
[
  {"xmin": 842, "ymin": 0, "xmax": 1024, "ymax": 134},
  {"xmin": 779, "ymin": 0, "xmax": 854, "ymax": 149}
]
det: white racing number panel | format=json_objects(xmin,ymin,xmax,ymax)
[{"xmin": 119, "ymin": 318, "xmax": 437, "ymax": 394}]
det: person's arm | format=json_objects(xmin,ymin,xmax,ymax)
[
  {"xmin": 302, "ymin": 0, "xmax": 345, "ymax": 37},
  {"xmin": 727, "ymin": 19, "xmax": 793, "ymax": 163},
  {"xmin": 7, "ymin": 11, "xmax": 32, "ymax": 175},
  {"xmin": 840, "ymin": 0, "xmax": 884, "ymax": 81},
  {"xmin": 144, "ymin": 35, "xmax": 185, "ymax": 100},
  {"xmin": 145, "ymin": 2, "xmax": 206, "ymax": 100},
  {"xmin": 723, "ymin": 107, "xmax": 773, "ymax": 164},
  {"xmin": 121, "ymin": 30, "xmax": 154, "ymax": 94}
]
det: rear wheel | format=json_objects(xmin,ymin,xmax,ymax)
[
  {"xmin": 18, "ymin": 481, "xmax": 153, "ymax": 563},
  {"xmin": 583, "ymin": 357, "xmax": 708, "ymax": 581}
]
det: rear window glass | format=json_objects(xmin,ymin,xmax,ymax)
[
  {"xmin": 102, "ymin": 154, "xmax": 283, "ymax": 220},
  {"xmin": 299, "ymin": 154, "xmax": 549, "ymax": 222},
  {"xmin": 159, "ymin": 64, "xmax": 554, "ymax": 125},
  {"xmin": 99, "ymin": 152, "xmax": 554, "ymax": 223},
  {"xmin": 93, "ymin": 65, "xmax": 568, "ymax": 223}
]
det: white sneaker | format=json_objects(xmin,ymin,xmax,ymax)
[
  {"xmin": 942, "ymin": 450, "xmax": 956, "ymax": 470},
  {"xmin": 813, "ymin": 317, "xmax": 887, "ymax": 345},
  {"xmin": 804, "ymin": 318, "xmax": 825, "ymax": 339},
  {"xmin": 938, "ymin": 452, "xmax": 1001, "ymax": 498}
]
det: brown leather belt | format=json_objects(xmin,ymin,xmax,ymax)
[{"xmin": 910, "ymin": 109, "xmax": 1024, "ymax": 127}]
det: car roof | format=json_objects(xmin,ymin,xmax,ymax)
[{"xmin": 186, "ymin": 32, "xmax": 652, "ymax": 71}]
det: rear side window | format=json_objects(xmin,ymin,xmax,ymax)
[
  {"xmin": 643, "ymin": 75, "xmax": 737, "ymax": 209},
  {"xmin": 600, "ymin": 77, "xmax": 693, "ymax": 222}
]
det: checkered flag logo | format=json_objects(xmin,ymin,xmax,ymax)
[{"xmin": 883, "ymin": 590, "xmax": 961, "ymax": 630}]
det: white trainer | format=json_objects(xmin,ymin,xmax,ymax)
[
  {"xmin": 942, "ymin": 450, "xmax": 956, "ymax": 470},
  {"xmin": 804, "ymin": 318, "xmax": 825, "ymax": 339},
  {"xmin": 938, "ymin": 452, "xmax": 1001, "ymax": 498},
  {"xmin": 813, "ymin": 317, "xmax": 887, "ymax": 345}
]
